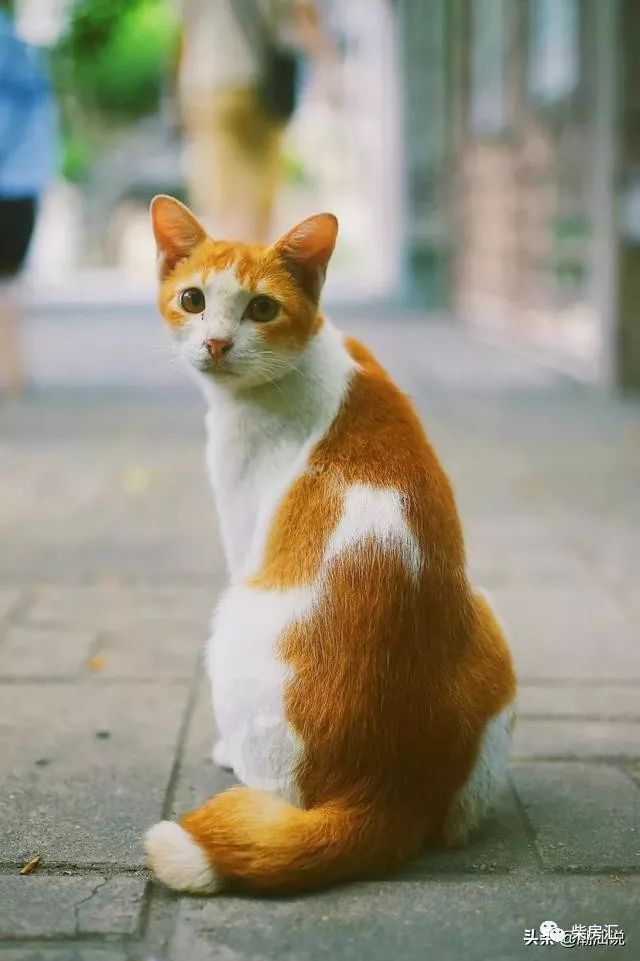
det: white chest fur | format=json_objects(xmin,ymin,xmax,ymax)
[
  {"xmin": 201, "ymin": 322, "xmax": 355, "ymax": 578},
  {"xmin": 199, "ymin": 323, "xmax": 355, "ymax": 801}
]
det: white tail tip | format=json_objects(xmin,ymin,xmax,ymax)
[{"xmin": 145, "ymin": 820, "xmax": 221, "ymax": 894}]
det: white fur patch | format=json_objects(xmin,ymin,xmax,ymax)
[
  {"xmin": 444, "ymin": 702, "xmax": 515, "ymax": 844},
  {"xmin": 324, "ymin": 484, "xmax": 422, "ymax": 577},
  {"xmin": 209, "ymin": 584, "xmax": 312, "ymax": 803},
  {"xmin": 145, "ymin": 821, "xmax": 221, "ymax": 893}
]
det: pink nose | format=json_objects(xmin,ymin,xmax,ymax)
[{"xmin": 203, "ymin": 338, "xmax": 232, "ymax": 359}]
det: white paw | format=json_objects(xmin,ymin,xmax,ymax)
[
  {"xmin": 211, "ymin": 739, "xmax": 233, "ymax": 771},
  {"xmin": 144, "ymin": 821, "xmax": 222, "ymax": 894}
]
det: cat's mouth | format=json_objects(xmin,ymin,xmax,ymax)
[{"xmin": 196, "ymin": 357, "xmax": 237, "ymax": 378}]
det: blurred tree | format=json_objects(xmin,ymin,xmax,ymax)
[
  {"xmin": 52, "ymin": 0, "xmax": 179, "ymax": 183},
  {"xmin": 54, "ymin": 0, "xmax": 178, "ymax": 119}
]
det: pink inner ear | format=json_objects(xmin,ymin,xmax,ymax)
[
  {"xmin": 151, "ymin": 197, "xmax": 206, "ymax": 276},
  {"xmin": 278, "ymin": 214, "xmax": 338, "ymax": 271}
]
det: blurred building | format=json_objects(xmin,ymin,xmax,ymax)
[
  {"xmin": 10, "ymin": 0, "xmax": 640, "ymax": 391},
  {"xmin": 399, "ymin": 0, "xmax": 640, "ymax": 390}
]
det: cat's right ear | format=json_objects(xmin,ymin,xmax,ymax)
[{"xmin": 150, "ymin": 195, "xmax": 207, "ymax": 279}]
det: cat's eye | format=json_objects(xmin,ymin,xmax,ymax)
[
  {"xmin": 180, "ymin": 287, "xmax": 205, "ymax": 313},
  {"xmin": 245, "ymin": 295, "xmax": 279, "ymax": 323}
]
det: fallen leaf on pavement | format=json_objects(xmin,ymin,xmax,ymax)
[
  {"xmin": 87, "ymin": 655, "xmax": 106, "ymax": 672},
  {"xmin": 122, "ymin": 467, "xmax": 154, "ymax": 495},
  {"xmin": 20, "ymin": 854, "xmax": 41, "ymax": 875}
]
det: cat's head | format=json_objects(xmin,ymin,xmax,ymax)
[{"xmin": 151, "ymin": 195, "xmax": 338, "ymax": 389}]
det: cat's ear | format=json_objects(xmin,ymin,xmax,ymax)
[
  {"xmin": 150, "ymin": 195, "xmax": 207, "ymax": 279},
  {"xmin": 274, "ymin": 213, "xmax": 338, "ymax": 301}
]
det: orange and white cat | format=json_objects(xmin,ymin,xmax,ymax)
[{"xmin": 145, "ymin": 195, "xmax": 516, "ymax": 895}]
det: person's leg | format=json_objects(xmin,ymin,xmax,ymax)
[
  {"xmin": 0, "ymin": 197, "xmax": 37, "ymax": 395},
  {"xmin": 0, "ymin": 279, "xmax": 24, "ymax": 395}
]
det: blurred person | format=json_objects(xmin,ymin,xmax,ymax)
[
  {"xmin": 0, "ymin": 0, "xmax": 56, "ymax": 394},
  {"xmin": 177, "ymin": 0, "xmax": 333, "ymax": 243}
]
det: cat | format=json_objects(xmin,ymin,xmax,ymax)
[{"xmin": 145, "ymin": 195, "xmax": 516, "ymax": 895}]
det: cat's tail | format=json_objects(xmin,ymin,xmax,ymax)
[{"xmin": 145, "ymin": 786, "xmax": 423, "ymax": 895}]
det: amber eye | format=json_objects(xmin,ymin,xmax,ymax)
[
  {"xmin": 180, "ymin": 287, "xmax": 205, "ymax": 313},
  {"xmin": 245, "ymin": 295, "xmax": 279, "ymax": 323}
]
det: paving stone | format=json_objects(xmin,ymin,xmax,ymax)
[
  {"xmin": 512, "ymin": 762, "xmax": 640, "ymax": 870},
  {"xmin": 169, "ymin": 875, "xmax": 640, "ymax": 961},
  {"xmin": 513, "ymin": 719, "xmax": 640, "ymax": 759},
  {"xmin": 490, "ymin": 588, "xmax": 640, "ymax": 680},
  {"xmin": 0, "ymin": 949, "xmax": 129, "ymax": 961},
  {"xmin": 0, "ymin": 875, "xmax": 145, "ymax": 937},
  {"xmin": 409, "ymin": 783, "xmax": 535, "ymax": 875},
  {"xmin": 90, "ymin": 622, "xmax": 204, "ymax": 680},
  {"xmin": 28, "ymin": 585, "xmax": 213, "ymax": 629},
  {"xmin": 0, "ymin": 588, "xmax": 23, "ymax": 622},
  {"xmin": 467, "ymin": 548, "xmax": 594, "ymax": 588},
  {"xmin": 0, "ymin": 627, "xmax": 96, "ymax": 678},
  {"xmin": 0, "ymin": 682, "xmax": 191, "ymax": 868},
  {"xmin": 0, "ymin": 951, "xmax": 131, "ymax": 961},
  {"xmin": 518, "ymin": 684, "xmax": 640, "ymax": 720}
]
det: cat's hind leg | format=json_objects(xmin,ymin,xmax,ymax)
[{"xmin": 442, "ymin": 702, "xmax": 515, "ymax": 847}]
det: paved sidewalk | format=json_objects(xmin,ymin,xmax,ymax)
[{"xmin": 0, "ymin": 317, "xmax": 639, "ymax": 960}]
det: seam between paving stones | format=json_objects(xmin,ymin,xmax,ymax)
[
  {"xmin": 0, "ymin": 677, "xmax": 193, "ymax": 686},
  {"xmin": 508, "ymin": 777, "xmax": 546, "ymax": 873},
  {"xmin": 137, "ymin": 659, "xmax": 205, "ymax": 951},
  {"xmin": 518, "ymin": 713, "xmax": 640, "ymax": 723},
  {"xmin": 517, "ymin": 677, "xmax": 640, "ymax": 686},
  {"xmin": 512, "ymin": 751, "xmax": 640, "ymax": 762}
]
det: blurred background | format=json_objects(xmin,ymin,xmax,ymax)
[{"xmin": 2, "ymin": 0, "xmax": 639, "ymax": 392}]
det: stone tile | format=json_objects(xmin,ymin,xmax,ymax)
[
  {"xmin": 467, "ymin": 545, "xmax": 594, "ymax": 589},
  {"xmin": 0, "ymin": 875, "xmax": 144, "ymax": 937},
  {"xmin": 0, "ymin": 949, "xmax": 129, "ymax": 961},
  {"xmin": 88, "ymin": 622, "xmax": 204, "ymax": 680},
  {"xmin": 518, "ymin": 684, "xmax": 640, "ymax": 720},
  {"xmin": 170, "ymin": 875, "xmax": 640, "ymax": 961},
  {"xmin": 28, "ymin": 585, "xmax": 212, "ymax": 629},
  {"xmin": 0, "ymin": 588, "xmax": 23, "ymax": 622},
  {"xmin": 0, "ymin": 627, "xmax": 96, "ymax": 678},
  {"xmin": 0, "ymin": 682, "xmax": 191, "ymax": 868},
  {"xmin": 408, "ymin": 784, "xmax": 534, "ymax": 875},
  {"xmin": 2, "ymin": 952, "xmax": 132, "ymax": 961},
  {"xmin": 512, "ymin": 762, "xmax": 640, "ymax": 870},
  {"xmin": 490, "ymin": 588, "xmax": 640, "ymax": 680},
  {"xmin": 513, "ymin": 720, "xmax": 640, "ymax": 759}
]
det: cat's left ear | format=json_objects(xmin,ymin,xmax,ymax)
[
  {"xmin": 150, "ymin": 195, "xmax": 207, "ymax": 279},
  {"xmin": 274, "ymin": 213, "xmax": 338, "ymax": 301}
]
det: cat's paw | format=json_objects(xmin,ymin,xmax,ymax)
[
  {"xmin": 145, "ymin": 821, "xmax": 222, "ymax": 894},
  {"xmin": 211, "ymin": 739, "xmax": 233, "ymax": 771}
]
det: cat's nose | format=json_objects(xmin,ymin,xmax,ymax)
[{"xmin": 203, "ymin": 338, "xmax": 232, "ymax": 359}]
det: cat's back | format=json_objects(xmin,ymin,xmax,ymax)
[{"xmin": 317, "ymin": 333, "xmax": 465, "ymax": 570}]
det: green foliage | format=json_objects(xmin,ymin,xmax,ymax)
[
  {"xmin": 60, "ymin": 131, "xmax": 91, "ymax": 182},
  {"xmin": 56, "ymin": 0, "xmax": 179, "ymax": 119}
]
